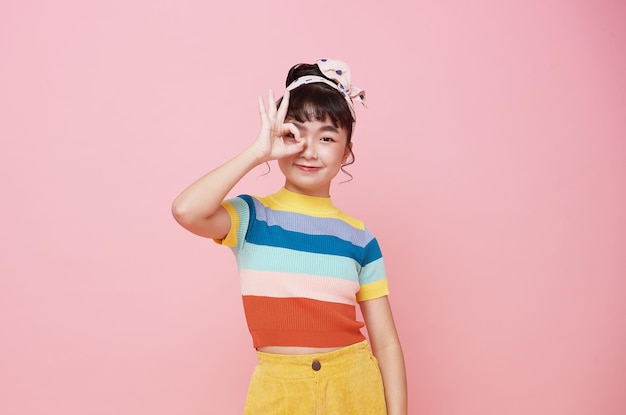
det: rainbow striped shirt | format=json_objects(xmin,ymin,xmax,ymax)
[{"xmin": 216, "ymin": 187, "xmax": 389, "ymax": 348}]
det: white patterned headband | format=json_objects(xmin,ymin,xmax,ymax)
[{"xmin": 285, "ymin": 58, "xmax": 367, "ymax": 118}]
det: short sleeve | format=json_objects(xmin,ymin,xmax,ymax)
[
  {"xmin": 212, "ymin": 197, "xmax": 251, "ymax": 250},
  {"xmin": 356, "ymin": 235, "xmax": 390, "ymax": 302}
]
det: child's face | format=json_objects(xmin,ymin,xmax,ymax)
[{"xmin": 278, "ymin": 115, "xmax": 351, "ymax": 197}]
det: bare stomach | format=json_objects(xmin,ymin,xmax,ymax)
[{"xmin": 256, "ymin": 345, "xmax": 343, "ymax": 355}]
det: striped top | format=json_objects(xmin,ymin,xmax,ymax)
[{"xmin": 216, "ymin": 187, "xmax": 389, "ymax": 348}]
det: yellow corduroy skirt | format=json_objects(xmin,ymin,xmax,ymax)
[{"xmin": 244, "ymin": 340, "xmax": 387, "ymax": 415}]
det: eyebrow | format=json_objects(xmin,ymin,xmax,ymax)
[{"xmin": 290, "ymin": 121, "xmax": 340, "ymax": 133}]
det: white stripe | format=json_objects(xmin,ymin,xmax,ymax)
[{"xmin": 240, "ymin": 269, "xmax": 359, "ymax": 306}]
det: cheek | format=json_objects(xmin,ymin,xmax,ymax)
[
  {"xmin": 326, "ymin": 149, "xmax": 349, "ymax": 166},
  {"xmin": 335, "ymin": 146, "xmax": 350, "ymax": 161},
  {"xmin": 277, "ymin": 157, "xmax": 291, "ymax": 172}
]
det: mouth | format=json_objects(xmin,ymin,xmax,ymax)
[{"xmin": 295, "ymin": 164, "xmax": 321, "ymax": 172}]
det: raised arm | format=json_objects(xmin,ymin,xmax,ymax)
[{"xmin": 171, "ymin": 90, "xmax": 303, "ymax": 239}]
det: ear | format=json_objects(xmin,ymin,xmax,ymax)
[{"xmin": 342, "ymin": 142, "xmax": 353, "ymax": 163}]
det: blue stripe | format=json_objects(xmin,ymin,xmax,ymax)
[
  {"xmin": 239, "ymin": 195, "xmax": 382, "ymax": 266},
  {"xmin": 358, "ymin": 257, "xmax": 386, "ymax": 285},
  {"xmin": 250, "ymin": 220, "xmax": 366, "ymax": 261},
  {"xmin": 362, "ymin": 238, "xmax": 383, "ymax": 266},
  {"xmin": 238, "ymin": 244, "xmax": 361, "ymax": 281},
  {"xmin": 250, "ymin": 199, "xmax": 374, "ymax": 247}
]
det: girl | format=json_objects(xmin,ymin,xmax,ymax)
[{"xmin": 172, "ymin": 58, "xmax": 407, "ymax": 414}]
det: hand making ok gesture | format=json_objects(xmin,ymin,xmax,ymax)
[{"xmin": 252, "ymin": 89, "xmax": 305, "ymax": 162}]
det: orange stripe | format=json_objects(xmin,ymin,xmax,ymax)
[{"xmin": 242, "ymin": 296, "xmax": 366, "ymax": 348}]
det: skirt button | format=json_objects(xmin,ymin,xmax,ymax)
[{"xmin": 312, "ymin": 360, "xmax": 321, "ymax": 371}]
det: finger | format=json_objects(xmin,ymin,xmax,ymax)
[
  {"xmin": 282, "ymin": 124, "xmax": 303, "ymax": 154},
  {"xmin": 267, "ymin": 89, "xmax": 277, "ymax": 122},
  {"xmin": 276, "ymin": 90, "xmax": 290, "ymax": 124},
  {"xmin": 258, "ymin": 95, "xmax": 269, "ymax": 124},
  {"xmin": 258, "ymin": 95, "xmax": 266, "ymax": 115},
  {"xmin": 282, "ymin": 122, "xmax": 301, "ymax": 142}
]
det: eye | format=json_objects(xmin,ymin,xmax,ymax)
[{"xmin": 320, "ymin": 136, "xmax": 335, "ymax": 142}]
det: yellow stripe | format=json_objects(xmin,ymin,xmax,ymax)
[
  {"xmin": 356, "ymin": 278, "xmax": 389, "ymax": 302},
  {"xmin": 213, "ymin": 201, "xmax": 239, "ymax": 247}
]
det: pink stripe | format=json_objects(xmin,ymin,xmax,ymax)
[{"xmin": 239, "ymin": 269, "xmax": 359, "ymax": 306}]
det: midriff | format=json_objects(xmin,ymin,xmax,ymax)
[{"xmin": 256, "ymin": 345, "xmax": 343, "ymax": 355}]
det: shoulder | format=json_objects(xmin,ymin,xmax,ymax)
[
  {"xmin": 332, "ymin": 209, "xmax": 367, "ymax": 231},
  {"xmin": 223, "ymin": 194, "xmax": 260, "ymax": 209}
]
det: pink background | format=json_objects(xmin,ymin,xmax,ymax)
[{"xmin": 1, "ymin": 0, "xmax": 625, "ymax": 414}]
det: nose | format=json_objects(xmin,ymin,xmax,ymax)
[{"xmin": 299, "ymin": 136, "xmax": 317, "ymax": 159}]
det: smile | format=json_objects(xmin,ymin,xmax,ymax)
[{"xmin": 295, "ymin": 164, "xmax": 321, "ymax": 172}]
